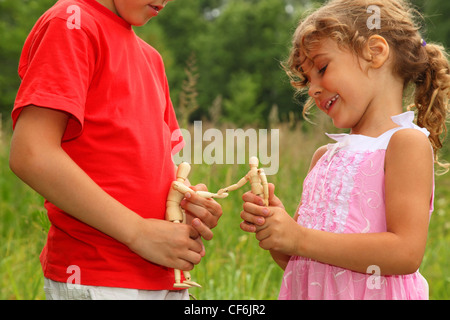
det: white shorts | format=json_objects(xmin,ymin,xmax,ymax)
[{"xmin": 44, "ymin": 277, "xmax": 189, "ymax": 300}]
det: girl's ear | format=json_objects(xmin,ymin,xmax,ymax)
[{"xmin": 364, "ymin": 35, "xmax": 390, "ymax": 69}]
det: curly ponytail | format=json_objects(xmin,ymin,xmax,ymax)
[{"xmin": 409, "ymin": 43, "xmax": 450, "ymax": 173}]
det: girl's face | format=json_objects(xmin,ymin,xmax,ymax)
[
  {"xmin": 97, "ymin": 0, "xmax": 173, "ymax": 26},
  {"xmin": 300, "ymin": 38, "xmax": 384, "ymax": 134}
]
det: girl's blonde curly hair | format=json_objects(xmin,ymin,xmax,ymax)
[{"xmin": 285, "ymin": 0, "xmax": 450, "ymax": 172}]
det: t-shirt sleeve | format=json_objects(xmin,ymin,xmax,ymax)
[{"xmin": 13, "ymin": 17, "xmax": 95, "ymax": 141}]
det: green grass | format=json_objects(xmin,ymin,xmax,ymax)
[
  {"xmin": 421, "ymin": 174, "xmax": 450, "ymax": 299},
  {"xmin": 1, "ymin": 122, "xmax": 49, "ymax": 299},
  {"xmin": 1, "ymin": 118, "xmax": 449, "ymax": 300}
]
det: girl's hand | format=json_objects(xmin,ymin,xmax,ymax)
[
  {"xmin": 239, "ymin": 183, "xmax": 284, "ymax": 232},
  {"xmin": 240, "ymin": 183, "xmax": 302, "ymax": 256}
]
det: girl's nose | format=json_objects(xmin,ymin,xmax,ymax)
[{"xmin": 308, "ymin": 83, "xmax": 323, "ymax": 98}]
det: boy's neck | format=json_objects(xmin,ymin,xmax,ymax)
[{"xmin": 95, "ymin": 0, "xmax": 119, "ymax": 16}]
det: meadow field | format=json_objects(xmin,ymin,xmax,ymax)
[{"xmin": 1, "ymin": 116, "xmax": 449, "ymax": 300}]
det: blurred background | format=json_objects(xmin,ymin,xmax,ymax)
[
  {"xmin": 1, "ymin": 0, "xmax": 450, "ymax": 126},
  {"xmin": 0, "ymin": 0, "xmax": 449, "ymax": 300}
]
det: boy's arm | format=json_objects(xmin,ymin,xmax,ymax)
[{"xmin": 10, "ymin": 106, "xmax": 203, "ymax": 271}]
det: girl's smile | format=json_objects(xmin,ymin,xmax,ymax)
[
  {"xmin": 321, "ymin": 94, "xmax": 340, "ymax": 113},
  {"xmin": 300, "ymin": 38, "xmax": 404, "ymax": 137}
]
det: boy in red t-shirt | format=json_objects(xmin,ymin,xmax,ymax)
[{"xmin": 10, "ymin": 0, "xmax": 222, "ymax": 299}]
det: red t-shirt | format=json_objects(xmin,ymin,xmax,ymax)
[{"xmin": 12, "ymin": 0, "xmax": 184, "ymax": 290}]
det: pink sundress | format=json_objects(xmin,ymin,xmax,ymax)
[{"xmin": 279, "ymin": 112, "xmax": 432, "ymax": 300}]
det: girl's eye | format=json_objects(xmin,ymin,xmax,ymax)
[{"xmin": 318, "ymin": 64, "xmax": 328, "ymax": 75}]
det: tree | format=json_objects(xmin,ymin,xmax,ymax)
[
  {"xmin": 423, "ymin": 0, "xmax": 450, "ymax": 46},
  {"xmin": 223, "ymin": 72, "xmax": 266, "ymax": 126},
  {"xmin": 2, "ymin": 0, "xmax": 448, "ymax": 128},
  {"xmin": 191, "ymin": 0, "xmax": 301, "ymax": 125},
  {"xmin": 0, "ymin": 0, "xmax": 57, "ymax": 117}
]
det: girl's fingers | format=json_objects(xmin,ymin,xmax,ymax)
[{"xmin": 240, "ymin": 209, "xmax": 266, "ymax": 226}]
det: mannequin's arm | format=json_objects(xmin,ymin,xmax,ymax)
[
  {"xmin": 172, "ymin": 181, "xmax": 228, "ymax": 199},
  {"xmin": 217, "ymin": 176, "xmax": 249, "ymax": 194}
]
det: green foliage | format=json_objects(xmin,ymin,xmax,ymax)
[
  {"xmin": 0, "ymin": 0, "xmax": 57, "ymax": 117},
  {"xmin": 177, "ymin": 53, "xmax": 200, "ymax": 128},
  {"xmin": 1, "ymin": 125, "xmax": 48, "ymax": 299},
  {"xmin": 2, "ymin": 0, "xmax": 449, "ymax": 125},
  {"xmin": 223, "ymin": 72, "xmax": 266, "ymax": 126},
  {"xmin": 189, "ymin": 0, "xmax": 300, "ymax": 124},
  {"xmin": 423, "ymin": 0, "xmax": 450, "ymax": 46}
]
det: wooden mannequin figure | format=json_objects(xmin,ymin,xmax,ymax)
[
  {"xmin": 217, "ymin": 156, "xmax": 269, "ymax": 206},
  {"xmin": 166, "ymin": 162, "xmax": 228, "ymax": 288}
]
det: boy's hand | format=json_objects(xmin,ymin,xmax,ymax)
[
  {"xmin": 181, "ymin": 184, "xmax": 223, "ymax": 242},
  {"xmin": 128, "ymin": 218, "xmax": 203, "ymax": 272},
  {"xmin": 10, "ymin": 106, "xmax": 208, "ymax": 271}
]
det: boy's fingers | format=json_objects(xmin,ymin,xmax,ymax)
[
  {"xmin": 182, "ymin": 196, "xmax": 221, "ymax": 228},
  {"xmin": 191, "ymin": 218, "xmax": 214, "ymax": 241},
  {"xmin": 187, "ymin": 223, "xmax": 200, "ymax": 239}
]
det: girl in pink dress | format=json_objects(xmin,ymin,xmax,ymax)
[{"xmin": 240, "ymin": 0, "xmax": 450, "ymax": 299}]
